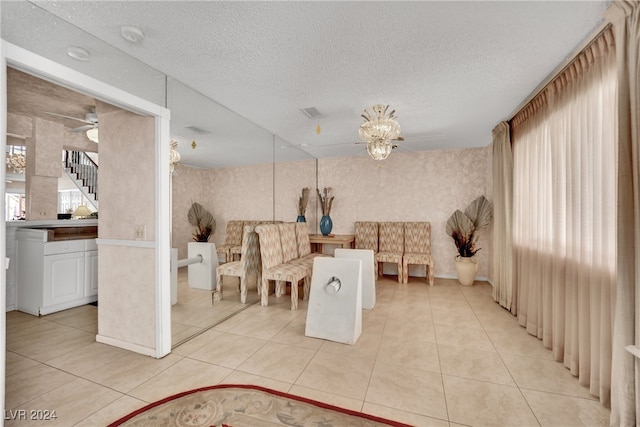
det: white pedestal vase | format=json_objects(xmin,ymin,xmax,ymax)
[{"xmin": 454, "ymin": 255, "xmax": 478, "ymax": 286}]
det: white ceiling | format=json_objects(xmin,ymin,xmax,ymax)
[{"xmin": 2, "ymin": 1, "xmax": 609, "ymax": 168}]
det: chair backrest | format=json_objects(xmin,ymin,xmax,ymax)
[
  {"xmin": 378, "ymin": 222, "xmax": 404, "ymax": 253},
  {"xmin": 355, "ymin": 221, "xmax": 379, "ymax": 252},
  {"xmin": 295, "ymin": 222, "xmax": 312, "ymax": 257},
  {"xmin": 255, "ymin": 224, "xmax": 284, "ymax": 270},
  {"xmin": 225, "ymin": 220, "xmax": 244, "ymax": 246},
  {"xmin": 240, "ymin": 225, "xmax": 261, "ymax": 275},
  {"xmin": 277, "ymin": 223, "xmax": 299, "ymax": 263},
  {"xmin": 403, "ymin": 222, "xmax": 431, "ymax": 254}
]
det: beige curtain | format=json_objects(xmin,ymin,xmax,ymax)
[
  {"xmin": 607, "ymin": 1, "xmax": 640, "ymax": 425},
  {"xmin": 511, "ymin": 27, "xmax": 617, "ymax": 404},
  {"xmin": 491, "ymin": 122, "xmax": 515, "ymax": 312}
]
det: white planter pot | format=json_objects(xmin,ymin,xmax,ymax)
[{"xmin": 454, "ymin": 255, "xmax": 478, "ymax": 286}]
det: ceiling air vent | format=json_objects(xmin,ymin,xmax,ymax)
[
  {"xmin": 300, "ymin": 107, "xmax": 324, "ymax": 119},
  {"xmin": 185, "ymin": 125, "xmax": 211, "ymax": 135}
]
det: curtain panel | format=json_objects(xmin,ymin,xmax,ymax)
[
  {"xmin": 511, "ymin": 26, "xmax": 617, "ymax": 404},
  {"xmin": 606, "ymin": 1, "xmax": 640, "ymax": 425},
  {"xmin": 491, "ymin": 122, "xmax": 515, "ymax": 312}
]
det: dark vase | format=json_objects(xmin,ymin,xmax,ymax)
[
  {"xmin": 296, "ymin": 215, "xmax": 306, "ymax": 223},
  {"xmin": 319, "ymin": 215, "xmax": 333, "ymax": 236}
]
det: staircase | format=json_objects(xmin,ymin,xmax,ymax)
[{"xmin": 63, "ymin": 150, "xmax": 98, "ymax": 210}]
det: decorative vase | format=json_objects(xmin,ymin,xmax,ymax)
[
  {"xmin": 319, "ymin": 215, "xmax": 333, "ymax": 236},
  {"xmin": 454, "ymin": 255, "xmax": 478, "ymax": 286},
  {"xmin": 296, "ymin": 215, "xmax": 306, "ymax": 223}
]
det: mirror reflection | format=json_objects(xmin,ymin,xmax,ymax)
[{"xmin": 3, "ymin": 1, "xmax": 319, "ymax": 349}]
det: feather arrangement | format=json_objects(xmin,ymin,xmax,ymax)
[
  {"xmin": 187, "ymin": 202, "xmax": 216, "ymax": 242},
  {"xmin": 446, "ymin": 196, "xmax": 492, "ymax": 257},
  {"xmin": 317, "ymin": 187, "xmax": 334, "ymax": 216},
  {"xmin": 298, "ymin": 187, "xmax": 311, "ymax": 216}
]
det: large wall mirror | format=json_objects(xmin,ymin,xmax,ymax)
[{"xmin": 2, "ymin": 1, "xmax": 318, "ymax": 348}]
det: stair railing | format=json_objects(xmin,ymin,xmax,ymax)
[{"xmin": 63, "ymin": 150, "xmax": 98, "ymax": 202}]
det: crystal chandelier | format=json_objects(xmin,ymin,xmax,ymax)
[
  {"xmin": 6, "ymin": 145, "xmax": 26, "ymax": 174},
  {"xmin": 169, "ymin": 139, "xmax": 181, "ymax": 174},
  {"xmin": 358, "ymin": 104, "xmax": 404, "ymax": 161}
]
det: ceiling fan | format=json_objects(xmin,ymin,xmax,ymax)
[
  {"xmin": 42, "ymin": 111, "xmax": 98, "ymax": 133},
  {"xmin": 42, "ymin": 110, "xmax": 99, "ymax": 142}
]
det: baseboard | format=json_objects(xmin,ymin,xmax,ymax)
[
  {"xmin": 96, "ymin": 334, "xmax": 157, "ymax": 357},
  {"xmin": 435, "ymin": 273, "xmax": 493, "ymax": 285},
  {"xmin": 5, "ymin": 305, "xmax": 16, "ymax": 312}
]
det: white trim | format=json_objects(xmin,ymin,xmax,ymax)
[
  {"xmin": 4, "ymin": 42, "xmax": 169, "ymax": 120},
  {"xmin": 155, "ymin": 114, "xmax": 172, "ymax": 358},
  {"xmin": 5, "ymin": 305, "xmax": 16, "ymax": 312},
  {"xmin": 434, "ymin": 273, "xmax": 492, "ymax": 283},
  {"xmin": 1, "ymin": 35, "xmax": 8, "ymax": 427},
  {"xmin": 95, "ymin": 238, "xmax": 155, "ymax": 249},
  {"xmin": 96, "ymin": 334, "xmax": 156, "ymax": 358}
]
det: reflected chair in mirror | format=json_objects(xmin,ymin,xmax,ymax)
[
  {"xmin": 402, "ymin": 222, "xmax": 435, "ymax": 286},
  {"xmin": 375, "ymin": 222, "xmax": 404, "ymax": 283},
  {"xmin": 215, "ymin": 225, "xmax": 261, "ymax": 303},
  {"xmin": 217, "ymin": 220, "xmax": 244, "ymax": 263},
  {"xmin": 355, "ymin": 221, "xmax": 379, "ymax": 276},
  {"xmin": 256, "ymin": 224, "xmax": 310, "ymax": 310}
]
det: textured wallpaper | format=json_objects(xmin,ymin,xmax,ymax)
[{"xmin": 172, "ymin": 146, "xmax": 493, "ymax": 278}]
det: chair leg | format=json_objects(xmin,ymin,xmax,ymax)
[
  {"xmin": 303, "ymin": 276, "xmax": 311, "ymax": 300},
  {"xmin": 428, "ymin": 263, "xmax": 435, "ymax": 286},
  {"xmin": 239, "ymin": 273, "xmax": 247, "ymax": 304},
  {"xmin": 397, "ymin": 263, "xmax": 403, "ymax": 284},
  {"xmin": 402, "ymin": 261, "xmax": 409, "ymax": 284},
  {"xmin": 290, "ymin": 280, "xmax": 298, "ymax": 310},
  {"xmin": 216, "ymin": 272, "xmax": 224, "ymax": 295},
  {"xmin": 275, "ymin": 280, "xmax": 285, "ymax": 297},
  {"xmin": 260, "ymin": 277, "xmax": 269, "ymax": 306}
]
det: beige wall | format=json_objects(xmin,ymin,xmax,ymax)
[
  {"xmin": 97, "ymin": 103, "xmax": 158, "ymax": 350},
  {"xmin": 317, "ymin": 147, "xmax": 492, "ymax": 278},
  {"xmin": 171, "ymin": 146, "xmax": 493, "ymax": 279},
  {"xmin": 171, "ymin": 162, "xmax": 274, "ymax": 259}
]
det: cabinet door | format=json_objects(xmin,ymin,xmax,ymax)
[
  {"xmin": 43, "ymin": 252, "xmax": 85, "ymax": 307},
  {"xmin": 85, "ymin": 250, "xmax": 98, "ymax": 297}
]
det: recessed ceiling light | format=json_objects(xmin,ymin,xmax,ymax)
[
  {"xmin": 66, "ymin": 46, "xmax": 90, "ymax": 61},
  {"xmin": 120, "ymin": 26, "xmax": 145, "ymax": 44}
]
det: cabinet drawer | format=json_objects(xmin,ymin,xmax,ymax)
[{"xmin": 44, "ymin": 240, "xmax": 85, "ymax": 255}]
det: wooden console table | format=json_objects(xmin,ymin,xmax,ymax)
[{"xmin": 309, "ymin": 234, "xmax": 355, "ymax": 254}]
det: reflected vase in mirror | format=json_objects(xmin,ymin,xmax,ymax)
[
  {"xmin": 297, "ymin": 215, "xmax": 306, "ymax": 223},
  {"xmin": 320, "ymin": 215, "xmax": 333, "ymax": 236}
]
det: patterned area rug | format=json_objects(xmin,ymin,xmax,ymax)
[{"xmin": 108, "ymin": 384, "xmax": 412, "ymax": 427}]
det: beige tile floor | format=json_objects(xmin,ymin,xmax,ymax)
[{"xmin": 5, "ymin": 276, "xmax": 611, "ymax": 426}]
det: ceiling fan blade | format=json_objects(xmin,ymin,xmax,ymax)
[
  {"xmin": 69, "ymin": 124, "xmax": 95, "ymax": 133},
  {"xmin": 42, "ymin": 111, "xmax": 93, "ymax": 124}
]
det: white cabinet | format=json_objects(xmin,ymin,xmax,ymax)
[{"xmin": 17, "ymin": 228, "xmax": 98, "ymax": 316}]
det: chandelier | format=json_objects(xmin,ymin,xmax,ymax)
[
  {"xmin": 358, "ymin": 104, "xmax": 404, "ymax": 161},
  {"xmin": 6, "ymin": 145, "xmax": 26, "ymax": 174},
  {"xmin": 169, "ymin": 139, "xmax": 181, "ymax": 174}
]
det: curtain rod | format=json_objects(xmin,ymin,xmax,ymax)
[{"xmin": 507, "ymin": 20, "xmax": 611, "ymax": 121}]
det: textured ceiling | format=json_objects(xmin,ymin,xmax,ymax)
[{"xmin": 2, "ymin": 1, "xmax": 609, "ymax": 168}]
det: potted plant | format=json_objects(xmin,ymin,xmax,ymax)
[
  {"xmin": 297, "ymin": 187, "xmax": 310, "ymax": 222},
  {"xmin": 187, "ymin": 202, "xmax": 217, "ymax": 290},
  {"xmin": 446, "ymin": 195, "xmax": 492, "ymax": 285},
  {"xmin": 188, "ymin": 202, "xmax": 215, "ymax": 242},
  {"xmin": 317, "ymin": 187, "xmax": 334, "ymax": 236}
]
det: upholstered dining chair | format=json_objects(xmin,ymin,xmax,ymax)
[
  {"xmin": 374, "ymin": 222, "xmax": 404, "ymax": 283},
  {"xmin": 215, "ymin": 225, "xmax": 261, "ymax": 303},
  {"xmin": 255, "ymin": 224, "xmax": 310, "ymax": 310},
  {"xmin": 355, "ymin": 221, "xmax": 379, "ymax": 276},
  {"xmin": 402, "ymin": 222, "xmax": 435, "ymax": 286},
  {"xmin": 216, "ymin": 220, "xmax": 244, "ymax": 263}
]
